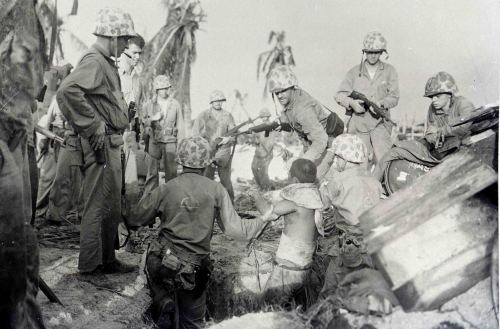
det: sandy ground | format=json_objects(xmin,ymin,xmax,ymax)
[{"xmin": 37, "ymin": 144, "xmax": 498, "ymax": 328}]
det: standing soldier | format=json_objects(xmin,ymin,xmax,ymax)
[
  {"xmin": 335, "ymin": 31, "xmax": 399, "ymax": 165},
  {"xmin": 142, "ymin": 74, "xmax": 184, "ymax": 195},
  {"xmin": 57, "ymin": 7, "xmax": 137, "ymax": 274},
  {"xmin": 251, "ymin": 108, "xmax": 276, "ymax": 191},
  {"xmin": 267, "ymin": 65, "xmax": 344, "ymax": 179},
  {"xmin": 192, "ymin": 90, "xmax": 236, "ymax": 201}
]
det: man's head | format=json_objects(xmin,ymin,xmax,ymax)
[
  {"xmin": 209, "ymin": 90, "xmax": 226, "ymax": 110},
  {"xmin": 93, "ymin": 7, "xmax": 136, "ymax": 57},
  {"xmin": 289, "ymin": 158, "xmax": 316, "ymax": 184},
  {"xmin": 153, "ymin": 75, "xmax": 172, "ymax": 99},
  {"xmin": 424, "ymin": 72, "xmax": 458, "ymax": 110},
  {"xmin": 268, "ymin": 65, "xmax": 298, "ymax": 107},
  {"xmin": 122, "ymin": 35, "xmax": 145, "ymax": 67},
  {"xmin": 329, "ymin": 134, "xmax": 367, "ymax": 172},
  {"xmin": 362, "ymin": 32, "xmax": 387, "ymax": 65},
  {"xmin": 175, "ymin": 136, "xmax": 212, "ymax": 169}
]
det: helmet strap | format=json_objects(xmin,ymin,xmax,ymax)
[
  {"xmin": 113, "ymin": 36, "xmax": 118, "ymax": 67},
  {"xmin": 384, "ymin": 50, "xmax": 389, "ymax": 60},
  {"xmin": 358, "ymin": 52, "xmax": 365, "ymax": 77}
]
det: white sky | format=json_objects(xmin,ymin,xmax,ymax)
[{"xmin": 59, "ymin": 0, "xmax": 499, "ymax": 124}]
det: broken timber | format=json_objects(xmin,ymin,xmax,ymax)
[{"xmin": 359, "ymin": 150, "xmax": 498, "ymax": 311}]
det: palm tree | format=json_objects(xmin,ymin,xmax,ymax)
[
  {"xmin": 142, "ymin": 0, "xmax": 205, "ymax": 132},
  {"xmin": 256, "ymin": 31, "xmax": 295, "ymax": 98}
]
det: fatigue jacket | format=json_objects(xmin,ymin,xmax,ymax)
[
  {"xmin": 280, "ymin": 88, "xmax": 330, "ymax": 163},
  {"xmin": 336, "ymin": 61, "xmax": 399, "ymax": 133},
  {"xmin": 130, "ymin": 172, "xmax": 264, "ymax": 257},
  {"xmin": 320, "ymin": 166, "xmax": 383, "ymax": 226},
  {"xmin": 57, "ymin": 44, "xmax": 129, "ymax": 138},
  {"xmin": 424, "ymin": 96, "xmax": 475, "ymax": 144},
  {"xmin": 143, "ymin": 97, "xmax": 185, "ymax": 143}
]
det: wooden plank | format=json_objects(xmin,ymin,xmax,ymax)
[
  {"xmin": 360, "ymin": 151, "xmax": 497, "ymax": 254},
  {"xmin": 372, "ymin": 195, "xmax": 497, "ymax": 288},
  {"xmin": 394, "ymin": 242, "xmax": 491, "ymax": 311}
]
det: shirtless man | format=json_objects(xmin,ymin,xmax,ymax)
[{"xmin": 254, "ymin": 158, "xmax": 324, "ymax": 308}]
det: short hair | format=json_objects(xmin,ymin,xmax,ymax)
[
  {"xmin": 127, "ymin": 34, "xmax": 145, "ymax": 49},
  {"xmin": 290, "ymin": 158, "xmax": 316, "ymax": 183}
]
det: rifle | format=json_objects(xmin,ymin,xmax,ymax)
[
  {"xmin": 35, "ymin": 125, "xmax": 66, "ymax": 147},
  {"xmin": 349, "ymin": 91, "xmax": 397, "ymax": 125},
  {"xmin": 227, "ymin": 121, "xmax": 281, "ymax": 138},
  {"xmin": 450, "ymin": 104, "xmax": 499, "ymax": 128}
]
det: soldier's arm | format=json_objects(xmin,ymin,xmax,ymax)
[
  {"xmin": 335, "ymin": 68, "xmax": 356, "ymax": 109},
  {"xmin": 297, "ymin": 110, "xmax": 329, "ymax": 164},
  {"xmin": 449, "ymin": 98, "xmax": 475, "ymax": 138},
  {"xmin": 56, "ymin": 57, "xmax": 104, "ymax": 139},
  {"xmin": 127, "ymin": 185, "xmax": 165, "ymax": 227},
  {"xmin": 216, "ymin": 185, "xmax": 265, "ymax": 240}
]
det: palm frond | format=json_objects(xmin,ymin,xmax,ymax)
[
  {"xmin": 257, "ymin": 50, "xmax": 272, "ymax": 79},
  {"xmin": 268, "ymin": 30, "xmax": 276, "ymax": 44},
  {"xmin": 262, "ymin": 49, "xmax": 280, "ymax": 76}
]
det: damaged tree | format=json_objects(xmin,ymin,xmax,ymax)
[{"xmin": 142, "ymin": 0, "xmax": 205, "ymax": 131}]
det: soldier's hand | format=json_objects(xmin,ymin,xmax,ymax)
[
  {"xmin": 90, "ymin": 121, "xmax": 106, "ymax": 151},
  {"xmin": 349, "ymin": 99, "xmax": 366, "ymax": 114},
  {"xmin": 38, "ymin": 138, "xmax": 50, "ymax": 153}
]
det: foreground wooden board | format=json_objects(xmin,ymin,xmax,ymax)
[{"xmin": 360, "ymin": 151, "xmax": 498, "ymax": 311}]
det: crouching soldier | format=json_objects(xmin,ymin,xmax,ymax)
[
  {"xmin": 126, "ymin": 136, "xmax": 264, "ymax": 329},
  {"xmin": 318, "ymin": 134, "xmax": 398, "ymax": 315},
  {"xmin": 253, "ymin": 159, "xmax": 324, "ymax": 309}
]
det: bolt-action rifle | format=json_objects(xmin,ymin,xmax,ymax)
[{"xmin": 349, "ymin": 90, "xmax": 397, "ymax": 125}]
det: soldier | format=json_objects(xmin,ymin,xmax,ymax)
[
  {"xmin": 373, "ymin": 72, "xmax": 476, "ymax": 181},
  {"xmin": 251, "ymin": 108, "xmax": 277, "ymax": 191},
  {"xmin": 192, "ymin": 90, "xmax": 236, "ymax": 201},
  {"xmin": 0, "ymin": 30, "xmax": 45, "ymax": 328},
  {"xmin": 57, "ymin": 7, "xmax": 137, "ymax": 274},
  {"xmin": 335, "ymin": 32, "xmax": 399, "ymax": 165},
  {"xmin": 142, "ymin": 74, "xmax": 184, "ymax": 194},
  {"xmin": 267, "ymin": 65, "xmax": 344, "ymax": 179},
  {"xmin": 126, "ymin": 136, "xmax": 264, "ymax": 328}
]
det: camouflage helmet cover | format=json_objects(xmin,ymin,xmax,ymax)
[
  {"xmin": 93, "ymin": 7, "xmax": 136, "ymax": 38},
  {"xmin": 209, "ymin": 90, "xmax": 226, "ymax": 104},
  {"xmin": 424, "ymin": 71, "xmax": 459, "ymax": 97},
  {"xmin": 330, "ymin": 133, "xmax": 367, "ymax": 163},
  {"xmin": 175, "ymin": 136, "xmax": 212, "ymax": 168},
  {"xmin": 267, "ymin": 65, "xmax": 298, "ymax": 93},
  {"xmin": 259, "ymin": 108, "xmax": 272, "ymax": 117},
  {"xmin": 362, "ymin": 31, "xmax": 387, "ymax": 52},
  {"xmin": 153, "ymin": 75, "xmax": 171, "ymax": 90}
]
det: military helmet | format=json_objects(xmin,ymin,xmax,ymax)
[
  {"xmin": 267, "ymin": 65, "xmax": 298, "ymax": 93},
  {"xmin": 259, "ymin": 108, "xmax": 271, "ymax": 117},
  {"xmin": 362, "ymin": 31, "xmax": 387, "ymax": 52},
  {"xmin": 330, "ymin": 134, "xmax": 367, "ymax": 163},
  {"xmin": 93, "ymin": 7, "xmax": 136, "ymax": 38},
  {"xmin": 209, "ymin": 90, "xmax": 226, "ymax": 104},
  {"xmin": 153, "ymin": 75, "xmax": 171, "ymax": 90},
  {"xmin": 175, "ymin": 136, "xmax": 212, "ymax": 168},
  {"xmin": 424, "ymin": 71, "xmax": 459, "ymax": 98}
]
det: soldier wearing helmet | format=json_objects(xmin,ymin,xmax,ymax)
[
  {"xmin": 141, "ymin": 74, "xmax": 184, "ymax": 195},
  {"xmin": 126, "ymin": 136, "xmax": 265, "ymax": 328},
  {"xmin": 268, "ymin": 65, "xmax": 344, "ymax": 180},
  {"xmin": 423, "ymin": 72, "xmax": 475, "ymax": 149},
  {"xmin": 57, "ymin": 7, "xmax": 137, "ymax": 274},
  {"xmin": 318, "ymin": 134, "xmax": 389, "ymax": 312},
  {"xmin": 192, "ymin": 90, "xmax": 236, "ymax": 201},
  {"xmin": 335, "ymin": 31, "xmax": 400, "ymax": 165}
]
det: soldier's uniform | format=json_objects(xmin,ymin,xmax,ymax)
[
  {"xmin": 192, "ymin": 90, "xmax": 236, "ymax": 201},
  {"xmin": 335, "ymin": 32, "xmax": 399, "ymax": 164},
  {"xmin": 57, "ymin": 7, "xmax": 137, "ymax": 273}
]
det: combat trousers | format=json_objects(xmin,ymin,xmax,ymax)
[
  {"xmin": 204, "ymin": 163, "xmax": 234, "ymax": 202},
  {"xmin": 35, "ymin": 147, "xmax": 56, "ymax": 219},
  {"xmin": 144, "ymin": 141, "xmax": 177, "ymax": 196},
  {"xmin": 78, "ymin": 136, "xmax": 122, "ymax": 273},
  {"xmin": 48, "ymin": 135, "xmax": 83, "ymax": 223},
  {"xmin": 348, "ymin": 123, "xmax": 392, "ymax": 165},
  {"xmin": 251, "ymin": 154, "xmax": 273, "ymax": 191}
]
